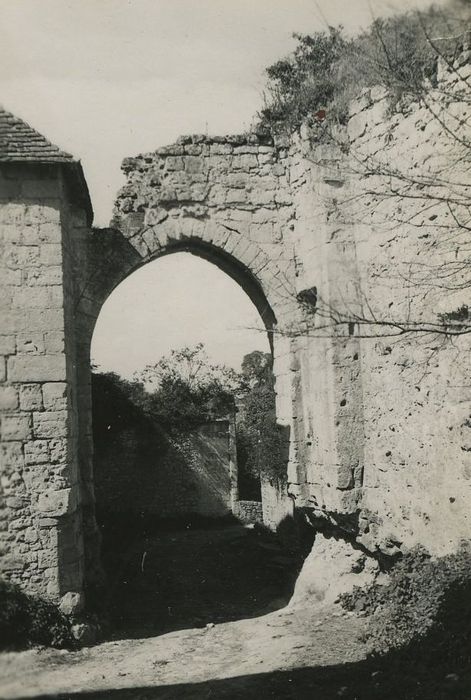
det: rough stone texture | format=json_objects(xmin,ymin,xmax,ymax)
[
  {"xmin": 289, "ymin": 532, "xmax": 380, "ymax": 607},
  {"xmin": 291, "ymin": 60, "xmax": 471, "ymax": 559},
  {"xmin": 104, "ymin": 48, "xmax": 471, "ymax": 559},
  {"xmin": 0, "ymin": 49, "xmax": 470, "ymax": 605},
  {"xmin": 340, "ymin": 63, "xmax": 471, "ymax": 556},
  {"xmin": 59, "ymin": 590, "xmax": 84, "ymax": 616}
]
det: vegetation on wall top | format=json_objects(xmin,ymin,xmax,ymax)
[
  {"xmin": 93, "ymin": 345, "xmax": 237, "ymax": 440},
  {"xmin": 257, "ymin": 1, "xmax": 470, "ymax": 135}
]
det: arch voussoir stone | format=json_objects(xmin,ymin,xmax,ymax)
[{"xmin": 128, "ymin": 231, "xmax": 149, "ymax": 258}]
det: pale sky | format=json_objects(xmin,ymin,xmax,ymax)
[
  {"xmin": 0, "ymin": 0, "xmax": 443, "ymax": 376},
  {"xmin": 91, "ymin": 253, "xmax": 270, "ymax": 378}
]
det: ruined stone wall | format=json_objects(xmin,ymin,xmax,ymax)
[
  {"xmin": 93, "ymin": 417, "xmax": 238, "ymax": 520},
  {"xmin": 287, "ymin": 56, "xmax": 471, "ymax": 556},
  {"xmin": 109, "ymin": 64, "xmax": 471, "ymax": 558},
  {"xmin": 235, "ymin": 500, "xmax": 263, "ymax": 524},
  {"xmin": 347, "ymin": 61, "xmax": 471, "ymax": 555},
  {"xmin": 0, "ymin": 164, "xmax": 86, "ymax": 607},
  {"xmin": 109, "ymin": 135, "xmax": 302, "ymax": 528}
]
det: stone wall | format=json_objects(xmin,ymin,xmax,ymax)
[
  {"xmin": 283, "ymin": 55, "xmax": 471, "ymax": 556},
  {"xmin": 108, "ymin": 135, "xmax": 302, "ymax": 520},
  {"xmin": 0, "ymin": 163, "xmax": 88, "ymax": 608},
  {"xmin": 236, "ymin": 500, "xmax": 263, "ymax": 524},
  {"xmin": 93, "ymin": 414, "xmax": 238, "ymax": 521},
  {"xmin": 347, "ymin": 60, "xmax": 471, "ymax": 554},
  {"xmin": 106, "ymin": 50, "xmax": 471, "ymax": 558}
]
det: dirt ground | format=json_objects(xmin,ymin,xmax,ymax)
[
  {"xmin": 0, "ymin": 602, "xmax": 367, "ymax": 699},
  {"xmin": 0, "ymin": 524, "xmax": 366, "ymax": 699},
  {"xmin": 1, "ymin": 524, "xmax": 470, "ymax": 699},
  {"xmin": 101, "ymin": 522, "xmax": 303, "ymax": 639}
]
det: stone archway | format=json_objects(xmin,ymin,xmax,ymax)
[
  {"xmin": 69, "ymin": 135, "xmax": 307, "ymax": 590},
  {"xmin": 3, "ymin": 96, "xmax": 470, "ymax": 619},
  {"xmin": 0, "ymin": 122, "xmax": 342, "ymax": 611},
  {"xmin": 84, "ymin": 241, "xmax": 297, "ymax": 635},
  {"xmin": 76, "ymin": 208, "xmax": 301, "ymax": 586},
  {"xmin": 0, "ymin": 123, "xmax": 351, "ymax": 611}
]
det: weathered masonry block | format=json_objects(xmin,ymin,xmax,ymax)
[{"xmin": 1, "ymin": 49, "xmax": 471, "ymax": 608}]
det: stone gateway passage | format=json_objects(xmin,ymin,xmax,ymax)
[{"xmin": 0, "ymin": 53, "xmax": 470, "ymax": 616}]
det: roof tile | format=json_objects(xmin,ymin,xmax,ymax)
[{"xmin": 0, "ymin": 105, "xmax": 75, "ymax": 163}]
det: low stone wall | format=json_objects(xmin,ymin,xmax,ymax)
[
  {"xmin": 235, "ymin": 500, "xmax": 263, "ymax": 524},
  {"xmin": 93, "ymin": 416, "xmax": 238, "ymax": 520}
]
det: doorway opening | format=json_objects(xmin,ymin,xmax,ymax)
[{"xmin": 90, "ymin": 251, "xmax": 299, "ymax": 639}]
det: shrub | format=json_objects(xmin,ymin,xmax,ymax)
[
  {"xmin": 0, "ymin": 579, "xmax": 74, "ymax": 650},
  {"xmin": 93, "ymin": 347, "xmax": 287, "ymax": 485},
  {"xmin": 258, "ymin": 4, "xmax": 470, "ymax": 135},
  {"xmin": 147, "ymin": 374, "xmax": 235, "ymax": 434},
  {"xmin": 259, "ymin": 27, "xmax": 349, "ymax": 133},
  {"xmin": 93, "ymin": 352, "xmax": 237, "ymax": 440},
  {"xmin": 136, "ymin": 344, "xmax": 239, "ymax": 434},
  {"xmin": 340, "ymin": 544, "xmax": 471, "ymax": 667}
]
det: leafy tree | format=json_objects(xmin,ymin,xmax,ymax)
[
  {"xmin": 92, "ymin": 372, "xmax": 148, "ymax": 435},
  {"xmin": 137, "ymin": 343, "xmax": 240, "ymax": 394},
  {"xmin": 257, "ymin": 2, "xmax": 471, "ymax": 346},
  {"xmin": 91, "ymin": 371, "xmax": 167, "ymax": 456},
  {"xmin": 240, "ymin": 350, "xmax": 273, "ymax": 388},
  {"xmin": 259, "ymin": 27, "xmax": 349, "ymax": 133},
  {"xmin": 236, "ymin": 352, "xmax": 287, "ymax": 484},
  {"xmin": 101, "ymin": 344, "xmax": 241, "ymax": 435}
]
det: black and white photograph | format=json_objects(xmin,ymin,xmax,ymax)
[{"xmin": 0, "ymin": 0, "xmax": 470, "ymax": 697}]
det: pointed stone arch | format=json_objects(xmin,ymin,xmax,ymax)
[
  {"xmin": 73, "ymin": 212, "xmax": 299, "ymax": 585},
  {"xmin": 97, "ymin": 221, "xmax": 296, "ymax": 337}
]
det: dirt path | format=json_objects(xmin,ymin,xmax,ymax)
[
  {"xmin": 0, "ymin": 605, "xmax": 366, "ymax": 699},
  {"xmin": 103, "ymin": 523, "xmax": 301, "ymax": 639},
  {"xmin": 0, "ymin": 524, "xmax": 370, "ymax": 699},
  {"xmin": 2, "ymin": 522, "xmax": 467, "ymax": 699}
]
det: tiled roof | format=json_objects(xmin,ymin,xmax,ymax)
[
  {"xmin": 0, "ymin": 105, "xmax": 75, "ymax": 163},
  {"xmin": 0, "ymin": 105, "xmax": 93, "ymax": 224}
]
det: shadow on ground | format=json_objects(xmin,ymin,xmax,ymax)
[
  {"xmin": 95, "ymin": 514, "xmax": 307, "ymax": 640},
  {"xmin": 16, "ymin": 657, "xmax": 471, "ymax": 700}
]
